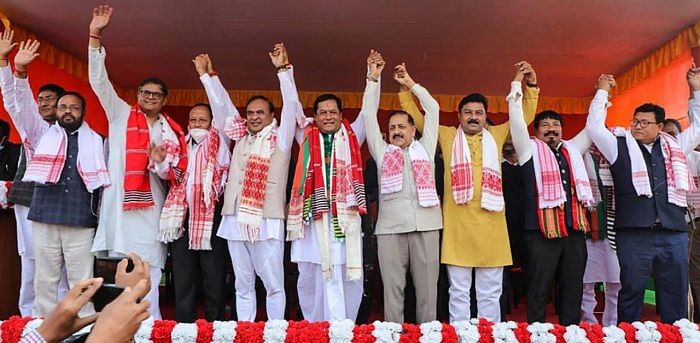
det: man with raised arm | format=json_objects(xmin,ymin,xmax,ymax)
[
  {"xmin": 0, "ymin": 30, "xmax": 69, "ymax": 316},
  {"xmin": 201, "ymin": 44, "xmax": 306, "ymax": 321},
  {"xmin": 508, "ymin": 71, "xmax": 594, "ymax": 325},
  {"xmin": 8, "ymin": 40, "xmax": 110, "ymax": 317},
  {"xmin": 401, "ymin": 62, "xmax": 539, "ymax": 322},
  {"xmin": 286, "ymin": 51, "xmax": 372, "ymax": 322},
  {"xmin": 154, "ymin": 54, "xmax": 231, "ymax": 323},
  {"xmin": 585, "ymin": 70, "xmax": 700, "ymax": 323},
  {"xmin": 362, "ymin": 62, "xmax": 442, "ymax": 323},
  {"xmin": 88, "ymin": 5, "xmax": 188, "ymax": 319}
]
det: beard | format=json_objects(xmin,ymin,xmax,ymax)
[{"xmin": 58, "ymin": 115, "xmax": 83, "ymax": 132}]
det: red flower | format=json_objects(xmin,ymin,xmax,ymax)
[
  {"xmin": 656, "ymin": 322, "xmax": 683, "ymax": 343},
  {"xmin": 352, "ymin": 323, "xmax": 376, "ymax": 343},
  {"xmin": 285, "ymin": 320, "xmax": 330, "ymax": 343},
  {"xmin": 617, "ymin": 322, "xmax": 637, "ymax": 343},
  {"xmin": 441, "ymin": 323, "xmax": 459, "ymax": 343},
  {"xmin": 151, "ymin": 320, "xmax": 178, "ymax": 343},
  {"xmin": 513, "ymin": 322, "xmax": 531, "ymax": 343},
  {"xmin": 578, "ymin": 322, "xmax": 603, "ymax": 343},
  {"xmin": 399, "ymin": 323, "xmax": 421, "ymax": 343},
  {"xmin": 477, "ymin": 318, "xmax": 495, "ymax": 343},
  {"xmin": 1, "ymin": 316, "xmax": 32, "ymax": 343},
  {"xmin": 548, "ymin": 324, "xmax": 566, "ymax": 343},
  {"xmin": 195, "ymin": 319, "xmax": 213, "ymax": 343},
  {"xmin": 235, "ymin": 321, "xmax": 265, "ymax": 343}
]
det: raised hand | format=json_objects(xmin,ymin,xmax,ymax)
[
  {"xmin": 687, "ymin": 64, "xmax": 700, "ymax": 92},
  {"xmin": 89, "ymin": 5, "xmax": 113, "ymax": 35},
  {"xmin": 205, "ymin": 54, "xmax": 213, "ymax": 74},
  {"xmin": 192, "ymin": 53, "xmax": 209, "ymax": 76},
  {"xmin": 513, "ymin": 61, "xmax": 536, "ymax": 84},
  {"xmin": 367, "ymin": 49, "xmax": 385, "ymax": 81},
  {"xmin": 393, "ymin": 63, "xmax": 416, "ymax": 90},
  {"xmin": 0, "ymin": 30, "xmax": 17, "ymax": 60},
  {"xmin": 14, "ymin": 40, "xmax": 40, "ymax": 73},
  {"xmin": 86, "ymin": 279, "xmax": 151, "ymax": 343},
  {"xmin": 595, "ymin": 74, "xmax": 616, "ymax": 92},
  {"xmin": 36, "ymin": 278, "xmax": 103, "ymax": 343},
  {"xmin": 269, "ymin": 43, "xmax": 290, "ymax": 68}
]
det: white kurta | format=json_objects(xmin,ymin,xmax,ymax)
[{"xmin": 88, "ymin": 46, "xmax": 169, "ymax": 268}]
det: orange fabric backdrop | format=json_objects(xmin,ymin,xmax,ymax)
[{"xmin": 608, "ymin": 50, "xmax": 695, "ymax": 128}]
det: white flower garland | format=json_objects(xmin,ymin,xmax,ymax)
[
  {"xmin": 134, "ymin": 317, "xmax": 155, "ymax": 343},
  {"xmin": 263, "ymin": 319, "xmax": 288, "ymax": 343},
  {"xmin": 419, "ymin": 321, "xmax": 442, "ymax": 343},
  {"xmin": 675, "ymin": 319, "xmax": 700, "ymax": 342},
  {"xmin": 602, "ymin": 325, "xmax": 626, "ymax": 343},
  {"xmin": 452, "ymin": 319, "xmax": 480, "ymax": 343},
  {"xmin": 171, "ymin": 322, "xmax": 198, "ymax": 343},
  {"xmin": 212, "ymin": 320, "xmax": 237, "ymax": 343},
  {"xmin": 491, "ymin": 321, "xmax": 518, "ymax": 343},
  {"xmin": 372, "ymin": 320, "xmax": 402, "ymax": 343},
  {"xmin": 329, "ymin": 319, "xmax": 355, "ymax": 343},
  {"xmin": 528, "ymin": 322, "xmax": 556, "ymax": 343},
  {"xmin": 563, "ymin": 324, "xmax": 590, "ymax": 343},
  {"xmin": 631, "ymin": 321, "xmax": 661, "ymax": 343}
]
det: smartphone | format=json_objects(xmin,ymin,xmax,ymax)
[
  {"xmin": 94, "ymin": 257, "xmax": 134, "ymax": 284},
  {"xmin": 91, "ymin": 284, "xmax": 125, "ymax": 312}
]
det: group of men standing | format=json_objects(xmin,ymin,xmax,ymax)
[{"xmin": 1, "ymin": 4, "xmax": 699, "ymax": 327}]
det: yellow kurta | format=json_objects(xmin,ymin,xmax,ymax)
[{"xmin": 399, "ymin": 86, "xmax": 539, "ymax": 267}]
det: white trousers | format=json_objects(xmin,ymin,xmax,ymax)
[
  {"xmin": 108, "ymin": 251, "xmax": 162, "ymax": 319},
  {"xmin": 581, "ymin": 282, "xmax": 621, "ymax": 326},
  {"xmin": 149, "ymin": 267, "xmax": 163, "ymax": 319},
  {"xmin": 296, "ymin": 262, "xmax": 363, "ymax": 321},
  {"xmin": 32, "ymin": 223, "xmax": 95, "ymax": 317},
  {"xmin": 447, "ymin": 265, "xmax": 503, "ymax": 322},
  {"xmin": 15, "ymin": 205, "xmax": 68, "ymax": 316},
  {"xmin": 228, "ymin": 239, "xmax": 286, "ymax": 321}
]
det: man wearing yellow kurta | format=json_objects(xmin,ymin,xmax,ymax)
[{"xmin": 401, "ymin": 62, "xmax": 539, "ymax": 322}]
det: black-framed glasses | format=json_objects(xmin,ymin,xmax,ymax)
[
  {"xmin": 630, "ymin": 119, "xmax": 658, "ymax": 128},
  {"xmin": 138, "ymin": 89, "xmax": 165, "ymax": 100},
  {"xmin": 37, "ymin": 96, "xmax": 57, "ymax": 104}
]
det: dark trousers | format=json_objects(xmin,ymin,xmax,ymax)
[
  {"xmin": 616, "ymin": 228, "xmax": 688, "ymax": 323},
  {"xmin": 525, "ymin": 230, "xmax": 587, "ymax": 325},
  {"xmin": 171, "ymin": 229, "xmax": 227, "ymax": 322},
  {"xmin": 689, "ymin": 219, "xmax": 700, "ymax": 322}
]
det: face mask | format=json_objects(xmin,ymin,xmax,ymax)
[{"xmin": 189, "ymin": 128, "xmax": 209, "ymax": 143}]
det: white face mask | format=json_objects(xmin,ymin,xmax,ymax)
[{"xmin": 189, "ymin": 128, "xmax": 209, "ymax": 143}]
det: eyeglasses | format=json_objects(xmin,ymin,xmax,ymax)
[
  {"xmin": 57, "ymin": 105, "xmax": 82, "ymax": 112},
  {"xmin": 630, "ymin": 119, "xmax": 658, "ymax": 128},
  {"xmin": 37, "ymin": 96, "xmax": 57, "ymax": 104},
  {"xmin": 138, "ymin": 89, "xmax": 165, "ymax": 100}
]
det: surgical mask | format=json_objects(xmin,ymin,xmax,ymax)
[{"xmin": 189, "ymin": 128, "xmax": 209, "ymax": 143}]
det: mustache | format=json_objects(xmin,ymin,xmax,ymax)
[
  {"xmin": 467, "ymin": 119, "xmax": 480, "ymax": 124},
  {"xmin": 544, "ymin": 130, "xmax": 558, "ymax": 136},
  {"xmin": 392, "ymin": 133, "xmax": 404, "ymax": 140}
]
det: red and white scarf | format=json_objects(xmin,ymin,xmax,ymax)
[
  {"xmin": 380, "ymin": 141, "xmax": 439, "ymax": 207},
  {"xmin": 287, "ymin": 120, "xmax": 366, "ymax": 281},
  {"xmin": 236, "ymin": 119, "xmax": 278, "ymax": 242},
  {"xmin": 124, "ymin": 105, "xmax": 187, "ymax": 210},
  {"xmin": 159, "ymin": 128, "xmax": 229, "ymax": 250},
  {"xmin": 618, "ymin": 130, "xmax": 694, "ymax": 207},
  {"xmin": 686, "ymin": 151, "xmax": 700, "ymax": 207},
  {"xmin": 23, "ymin": 122, "xmax": 110, "ymax": 192},
  {"xmin": 531, "ymin": 138, "xmax": 595, "ymax": 209},
  {"xmin": 450, "ymin": 127, "xmax": 503, "ymax": 211}
]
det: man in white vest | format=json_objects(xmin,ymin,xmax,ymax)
[
  {"xmin": 362, "ymin": 62, "xmax": 443, "ymax": 323},
  {"xmin": 205, "ymin": 44, "xmax": 307, "ymax": 321}
]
